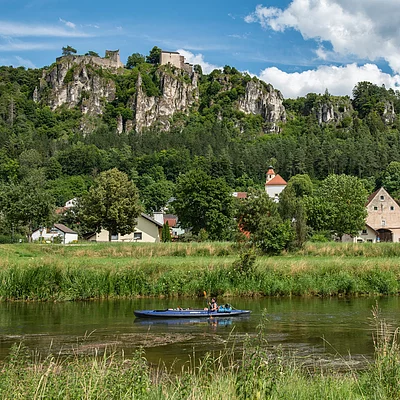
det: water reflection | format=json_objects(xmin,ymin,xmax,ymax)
[{"xmin": 0, "ymin": 297, "xmax": 398, "ymax": 370}]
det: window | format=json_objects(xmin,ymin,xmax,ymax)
[
  {"xmin": 361, "ymin": 229, "xmax": 367, "ymax": 235},
  {"xmin": 111, "ymin": 233, "xmax": 118, "ymax": 240},
  {"xmin": 134, "ymin": 232, "xmax": 142, "ymax": 241},
  {"xmin": 380, "ymin": 195, "xmax": 385, "ymax": 201},
  {"xmin": 374, "ymin": 206, "xmax": 378, "ymax": 211},
  {"xmin": 382, "ymin": 220, "xmax": 386, "ymax": 227},
  {"xmin": 391, "ymin": 206, "xmax": 395, "ymax": 211}
]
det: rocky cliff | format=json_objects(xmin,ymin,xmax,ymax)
[
  {"xmin": 238, "ymin": 80, "xmax": 286, "ymax": 132},
  {"xmin": 36, "ymin": 54, "xmax": 288, "ymax": 134},
  {"xmin": 313, "ymin": 97, "xmax": 353, "ymax": 125},
  {"xmin": 131, "ymin": 67, "xmax": 199, "ymax": 132},
  {"xmin": 36, "ymin": 55, "xmax": 117, "ymax": 115}
]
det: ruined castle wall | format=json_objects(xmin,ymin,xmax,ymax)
[{"xmin": 160, "ymin": 52, "xmax": 183, "ymax": 69}]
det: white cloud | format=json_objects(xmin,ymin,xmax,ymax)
[
  {"xmin": 0, "ymin": 39, "xmax": 57, "ymax": 51},
  {"xmin": 59, "ymin": 18, "xmax": 76, "ymax": 29},
  {"xmin": 259, "ymin": 63, "xmax": 400, "ymax": 98},
  {"xmin": 14, "ymin": 56, "xmax": 36, "ymax": 69},
  {"xmin": 176, "ymin": 49, "xmax": 221, "ymax": 74},
  {"xmin": 245, "ymin": 1, "xmax": 400, "ymax": 73},
  {"xmin": 0, "ymin": 21, "xmax": 91, "ymax": 37}
]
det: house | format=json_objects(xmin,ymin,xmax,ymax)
[
  {"xmin": 265, "ymin": 167, "xmax": 287, "ymax": 202},
  {"xmin": 31, "ymin": 224, "xmax": 78, "ymax": 244},
  {"xmin": 342, "ymin": 224, "xmax": 378, "ymax": 243},
  {"xmin": 84, "ymin": 213, "xmax": 163, "ymax": 243},
  {"xmin": 163, "ymin": 214, "xmax": 185, "ymax": 237},
  {"xmin": 366, "ymin": 187, "xmax": 400, "ymax": 242},
  {"xmin": 343, "ymin": 187, "xmax": 400, "ymax": 243}
]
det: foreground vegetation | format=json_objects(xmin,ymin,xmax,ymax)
[
  {"xmin": 2, "ymin": 310, "xmax": 400, "ymax": 399},
  {"xmin": 2, "ymin": 242, "xmax": 400, "ymax": 301}
]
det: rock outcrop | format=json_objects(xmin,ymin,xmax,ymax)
[
  {"xmin": 313, "ymin": 97, "xmax": 353, "ymax": 125},
  {"xmin": 132, "ymin": 68, "xmax": 199, "ymax": 132},
  {"xmin": 238, "ymin": 80, "xmax": 286, "ymax": 132},
  {"xmin": 37, "ymin": 56, "xmax": 117, "ymax": 115}
]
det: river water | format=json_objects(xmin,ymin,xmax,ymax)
[{"xmin": 0, "ymin": 297, "xmax": 399, "ymax": 370}]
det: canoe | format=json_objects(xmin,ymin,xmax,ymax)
[{"xmin": 134, "ymin": 309, "xmax": 251, "ymax": 318}]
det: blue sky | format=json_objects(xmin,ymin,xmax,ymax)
[{"xmin": 1, "ymin": 0, "xmax": 400, "ymax": 98}]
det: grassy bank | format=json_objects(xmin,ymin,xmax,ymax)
[
  {"xmin": 1, "ymin": 242, "xmax": 400, "ymax": 300},
  {"xmin": 1, "ymin": 313, "xmax": 399, "ymax": 399}
]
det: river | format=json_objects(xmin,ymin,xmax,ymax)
[{"xmin": 0, "ymin": 297, "xmax": 399, "ymax": 370}]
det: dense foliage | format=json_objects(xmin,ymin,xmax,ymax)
[{"xmin": 1, "ymin": 50, "xmax": 400, "ymax": 247}]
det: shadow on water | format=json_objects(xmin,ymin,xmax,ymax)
[{"xmin": 1, "ymin": 297, "xmax": 400, "ymax": 370}]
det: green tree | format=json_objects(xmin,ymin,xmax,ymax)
[
  {"xmin": 381, "ymin": 161, "xmax": 400, "ymax": 198},
  {"xmin": 146, "ymin": 46, "xmax": 161, "ymax": 64},
  {"xmin": 161, "ymin": 221, "xmax": 172, "ymax": 242},
  {"xmin": 1, "ymin": 173, "xmax": 55, "ymax": 242},
  {"xmin": 126, "ymin": 53, "xmax": 146, "ymax": 69},
  {"xmin": 62, "ymin": 46, "xmax": 77, "ymax": 56},
  {"xmin": 79, "ymin": 168, "xmax": 142, "ymax": 241},
  {"xmin": 85, "ymin": 51, "xmax": 99, "ymax": 57},
  {"xmin": 279, "ymin": 174, "xmax": 313, "ymax": 248},
  {"xmin": 237, "ymin": 188, "xmax": 294, "ymax": 254},
  {"xmin": 174, "ymin": 170, "xmax": 234, "ymax": 240},
  {"xmin": 306, "ymin": 174, "xmax": 368, "ymax": 239},
  {"xmin": 141, "ymin": 180, "xmax": 174, "ymax": 213}
]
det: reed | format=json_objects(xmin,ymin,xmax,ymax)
[{"xmin": 2, "ymin": 242, "xmax": 400, "ymax": 300}]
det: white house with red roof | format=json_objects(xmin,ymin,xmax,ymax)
[{"xmin": 265, "ymin": 167, "xmax": 287, "ymax": 202}]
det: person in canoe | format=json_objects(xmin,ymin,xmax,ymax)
[{"xmin": 209, "ymin": 298, "xmax": 218, "ymax": 312}]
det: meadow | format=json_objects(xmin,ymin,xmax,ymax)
[{"xmin": 1, "ymin": 241, "xmax": 400, "ymax": 300}]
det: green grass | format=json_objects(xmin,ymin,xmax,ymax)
[{"xmin": 1, "ymin": 242, "xmax": 400, "ymax": 300}]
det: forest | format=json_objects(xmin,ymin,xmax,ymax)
[{"xmin": 1, "ymin": 47, "xmax": 400, "ymax": 247}]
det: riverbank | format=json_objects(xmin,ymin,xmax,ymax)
[
  {"xmin": 1, "ymin": 313, "xmax": 398, "ymax": 399},
  {"xmin": 1, "ymin": 242, "xmax": 400, "ymax": 300}
]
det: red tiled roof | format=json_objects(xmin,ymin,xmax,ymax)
[
  {"xmin": 265, "ymin": 174, "xmax": 287, "ymax": 186},
  {"xmin": 266, "ymin": 168, "xmax": 275, "ymax": 175},
  {"xmin": 235, "ymin": 192, "xmax": 247, "ymax": 199}
]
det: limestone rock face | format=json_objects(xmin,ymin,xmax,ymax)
[
  {"xmin": 132, "ymin": 68, "xmax": 199, "ymax": 132},
  {"xmin": 313, "ymin": 98, "xmax": 353, "ymax": 125},
  {"xmin": 38, "ymin": 56, "xmax": 116, "ymax": 115},
  {"xmin": 382, "ymin": 101, "xmax": 396, "ymax": 125},
  {"xmin": 238, "ymin": 80, "xmax": 286, "ymax": 132}
]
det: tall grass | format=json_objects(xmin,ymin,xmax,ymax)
[
  {"xmin": 2, "ymin": 242, "xmax": 400, "ymax": 300},
  {"xmin": 2, "ymin": 312, "xmax": 400, "ymax": 399}
]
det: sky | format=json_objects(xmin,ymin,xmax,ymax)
[{"xmin": 1, "ymin": 0, "xmax": 400, "ymax": 99}]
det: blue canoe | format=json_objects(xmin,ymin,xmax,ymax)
[{"xmin": 134, "ymin": 309, "xmax": 251, "ymax": 319}]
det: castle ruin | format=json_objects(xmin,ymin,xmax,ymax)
[
  {"xmin": 160, "ymin": 51, "xmax": 193, "ymax": 74},
  {"xmin": 56, "ymin": 49, "xmax": 124, "ymax": 70}
]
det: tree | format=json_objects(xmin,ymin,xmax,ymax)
[
  {"xmin": 146, "ymin": 46, "xmax": 161, "ymax": 64},
  {"xmin": 79, "ymin": 168, "xmax": 142, "ymax": 241},
  {"xmin": 162, "ymin": 221, "xmax": 172, "ymax": 242},
  {"xmin": 306, "ymin": 174, "xmax": 368, "ymax": 239},
  {"xmin": 279, "ymin": 174, "xmax": 313, "ymax": 248},
  {"xmin": 237, "ymin": 188, "xmax": 294, "ymax": 254},
  {"xmin": 140, "ymin": 180, "xmax": 174, "ymax": 213},
  {"xmin": 85, "ymin": 51, "xmax": 99, "ymax": 57},
  {"xmin": 1, "ymin": 173, "xmax": 55, "ymax": 242},
  {"xmin": 174, "ymin": 169, "xmax": 234, "ymax": 240},
  {"xmin": 381, "ymin": 161, "xmax": 400, "ymax": 199},
  {"xmin": 126, "ymin": 53, "xmax": 145, "ymax": 69},
  {"xmin": 62, "ymin": 46, "xmax": 77, "ymax": 56}
]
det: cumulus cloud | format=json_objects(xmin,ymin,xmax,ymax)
[
  {"xmin": 259, "ymin": 63, "xmax": 400, "ymax": 98},
  {"xmin": 176, "ymin": 49, "xmax": 221, "ymax": 74},
  {"xmin": 245, "ymin": 1, "xmax": 400, "ymax": 73}
]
